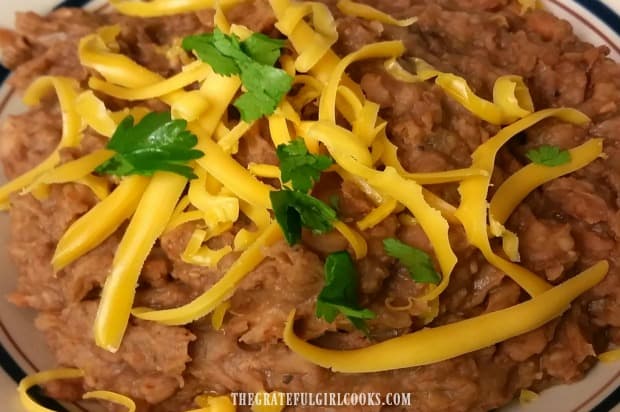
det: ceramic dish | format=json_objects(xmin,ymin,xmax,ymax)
[{"xmin": 0, "ymin": 1, "xmax": 619, "ymax": 411}]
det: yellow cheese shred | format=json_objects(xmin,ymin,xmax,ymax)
[
  {"xmin": 385, "ymin": 58, "xmax": 535, "ymax": 125},
  {"xmin": 492, "ymin": 75, "xmax": 535, "ymax": 123},
  {"xmin": 332, "ymin": 165, "xmax": 383, "ymax": 205},
  {"xmin": 305, "ymin": 122, "xmax": 457, "ymax": 288},
  {"xmin": 435, "ymin": 73, "xmax": 506, "ymax": 125},
  {"xmin": 211, "ymin": 300, "xmax": 231, "ymax": 330},
  {"xmin": 598, "ymin": 348, "xmax": 620, "ymax": 363},
  {"xmin": 132, "ymin": 222, "xmax": 282, "ymax": 325},
  {"xmin": 94, "ymin": 172, "xmax": 187, "ymax": 352},
  {"xmin": 194, "ymin": 75, "xmax": 241, "ymax": 136},
  {"xmin": 383, "ymin": 58, "xmax": 422, "ymax": 83},
  {"xmin": 489, "ymin": 138, "xmax": 603, "ymax": 225},
  {"xmin": 454, "ymin": 108, "xmax": 590, "ymax": 298},
  {"xmin": 421, "ymin": 189, "xmax": 458, "ymax": 223},
  {"xmin": 53, "ymin": 175, "xmax": 149, "ymax": 271},
  {"xmin": 167, "ymin": 210, "xmax": 205, "ymax": 232},
  {"xmin": 336, "ymin": 85, "xmax": 364, "ymax": 118},
  {"xmin": 79, "ymin": 27, "xmax": 165, "ymax": 88},
  {"xmin": 109, "ymin": 0, "xmax": 241, "ymax": 17},
  {"xmin": 217, "ymin": 121, "xmax": 252, "ymax": 154},
  {"xmin": 18, "ymin": 368, "xmax": 84, "ymax": 412},
  {"xmin": 333, "ymin": 220, "xmax": 368, "ymax": 259},
  {"xmin": 337, "ymin": 0, "xmax": 417, "ymax": 27},
  {"xmin": 280, "ymin": 54, "xmax": 296, "ymax": 76},
  {"xmin": 181, "ymin": 224, "xmax": 233, "ymax": 268},
  {"xmin": 319, "ymin": 41, "xmax": 405, "ymax": 123},
  {"xmin": 234, "ymin": 200, "xmax": 272, "ymax": 251},
  {"xmin": 519, "ymin": 389, "xmax": 539, "ymax": 405},
  {"xmin": 194, "ymin": 394, "xmax": 236, "ymax": 412},
  {"xmin": 379, "ymin": 134, "xmax": 488, "ymax": 184},
  {"xmin": 214, "ymin": 0, "xmax": 231, "ymax": 33},
  {"xmin": 283, "ymin": 261, "xmax": 608, "ymax": 373},
  {"xmin": 275, "ymin": 1, "xmax": 338, "ymax": 73},
  {"xmin": 29, "ymin": 150, "xmax": 114, "ymax": 191},
  {"xmin": 75, "ymin": 91, "xmax": 119, "ymax": 137},
  {"xmin": 83, "ymin": 390, "xmax": 136, "ymax": 412},
  {"xmin": 352, "ymin": 100, "xmax": 386, "ymax": 146},
  {"xmin": 188, "ymin": 168, "xmax": 240, "ymax": 228},
  {"xmin": 195, "ymin": 132, "xmax": 273, "ymax": 209},
  {"xmin": 270, "ymin": 0, "xmax": 366, "ymax": 104},
  {"xmin": 268, "ymin": 113, "xmax": 293, "ymax": 148},
  {"xmin": 248, "ymin": 163, "xmax": 281, "ymax": 179},
  {"xmin": 0, "ymin": 76, "xmax": 82, "ymax": 210},
  {"xmin": 517, "ymin": 0, "xmax": 540, "ymax": 14},
  {"xmin": 357, "ymin": 198, "xmax": 399, "ymax": 231},
  {"xmin": 77, "ymin": 175, "xmax": 111, "ymax": 201},
  {"xmin": 89, "ymin": 61, "xmax": 212, "ymax": 101},
  {"xmin": 172, "ymin": 90, "xmax": 210, "ymax": 122}
]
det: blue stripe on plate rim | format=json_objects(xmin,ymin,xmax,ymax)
[{"xmin": 0, "ymin": 0, "xmax": 619, "ymax": 410}]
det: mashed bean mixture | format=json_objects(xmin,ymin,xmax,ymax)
[{"xmin": 1, "ymin": 0, "xmax": 619, "ymax": 411}]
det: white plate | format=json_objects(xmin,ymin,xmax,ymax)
[{"xmin": 0, "ymin": 1, "xmax": 619, "ymax": 411}]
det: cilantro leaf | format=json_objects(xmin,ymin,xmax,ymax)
[
  {"xmin": 277, "ymin": 139, "xmax": 333, "ymax": 192},
  {"xmin": 182, "ymin": 32, "xmax": 241, "ymax": 76},
  {"xmin": 241, "ymin": 33, "xmax": 286, "ymax": 66},
  {"xmin": 182, "ymin": 29, "xmax": 293, "ymax": 122},
  {"xmin": 96, "ymin": 112, "xmax": 203, "ymax": 179},
  {"xmin": 316, "ymin": 251, "xmax": 376, "ymax": 332},
  {"xmin": 270, "ymin": 189, "xmax": 337, "ymax": 245},
  {"xmin": 383, "ymin": 238, "xmax": 441, "ymax": 284},
  {"xmin": 526, "ymin": 145, "xmax": 571, "ymax": 167}
]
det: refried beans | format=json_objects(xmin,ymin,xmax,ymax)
[{"xmin": 0, "ymin": 0, "xmax": 619, "ymax": 411}]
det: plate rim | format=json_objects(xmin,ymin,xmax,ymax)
[{"xmin": 0, "ymin": 0, "xmax": 619, "ymax": 411}]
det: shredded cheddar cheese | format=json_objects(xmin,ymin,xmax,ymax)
[
  {"xmin": 95, "ymin": 172, "xmax": 187, "ymax": 352},
  {"xmin": 283, "ymin": 261, "xmax": 609, "ymax": 373},
  {"xmin": 181, "ymin": 225, "xmax": 233, "ymax": 268},
  {"xmin": 0, "ymin": 76, "xmax": 83, "ymax": 210},
  {"xmin": 194, "ymin": 394, "xmax": 236, "ymax": 412},
  {"xmin": 211, "ymin": 300, "xmax": 231, "ymax": 330},
  {"xmin": 454, "ymin": 109, "xmax": 590, "ymax": 297},
  {"xmin": 357, "ymin": 198, "xmax": 399, "ymax": 231},
  {"xmin": 305, "ymin": 122, "xmax": 457, "ymax": 289},
  {"xmin": 489, "ymin": 138, "xmax": 603, "ymax": 225},
  {"xmin": 337, "ymin": 0, "xmax": 417, "ymax": 27},
  {"xmin": 89, "ymin": 61, "xmax": 212, "ymax": 101},
  {"xmin": 76, "ymin": 90, "xmax": 121, "ymax": 137},
  {"xmin": 333, "ymin": 221, "xmax": 368, "ymax": 259},
  {"xmin": 519, "ymin": 389, "xmax": 539, "ymax": 405},
  {"xmin": 18, "ymin": 368, "xmax": 84, "ymax": 412},
  {"xmin": 598, "ymin": 348, "xmax": 620, "ymax": 363},
  {"xmin": 53, "ymin": 175, "xmax": 150, "ymax": 271},
  {"xmin": 385, "ymin": 59, "xmax": 536, "ymax": 125},
  {"xmin": 132, "ymin": 223, "xmax": 282, "ymax": 325},
  {"xmin": 189, "ymin": 168, "xmax": 240, "ymax": 228},
  {"xmin": 319, "ymin": 41, "xmax": 405, "ymax": 123},
  {"xmin": 109, "ymin": 0, "xmax": 241, "ymax": 17},
  {"xmin": 7, "ymin": 3, "xmax": 613, "ymax": 405},
  {"xmin": 275, "ymin": 1, "xmax": 338, "ymax": 73}
]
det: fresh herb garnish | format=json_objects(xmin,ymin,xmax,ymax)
[
  {"xmin": 316, "ymin": 251, "xmax": 376, "ymax": 332},
  {"xmin": 277, "ymin": 139, "xmax": 333, "ymax": 192},
  {"xmin": 270, "ymin": 189, "xmax": 337, "ymax": 245},
  {"xmin": 182, "ymin": 29, "xmax": 293, "ymax": 122},
  {"xmin": 383, "ymin": 238, "xmax": 441, "ymax": 284},
  {"xmin": 525, "ymin": 145, "xmax": 571, "ymax": 167},
  {"xmin": 96, "ymin": 112, "xmax": 203, "ymax": 179}
]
